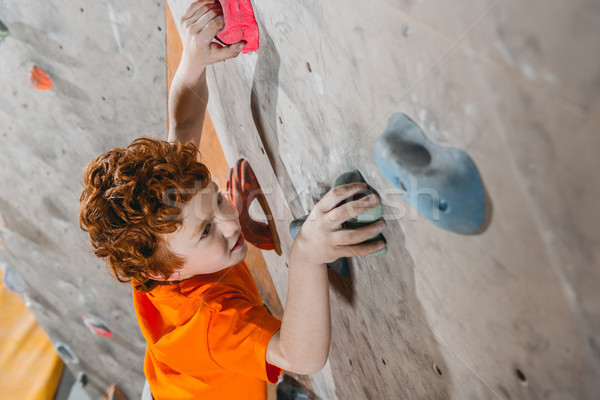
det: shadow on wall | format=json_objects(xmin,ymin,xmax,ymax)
[
  {"xmin": 249, "ymin": 20, "xmax": 304, "ymax": 217},
  {"xmin": 327, "ymin": 212, "xmax": 452, "ymax": 398}
]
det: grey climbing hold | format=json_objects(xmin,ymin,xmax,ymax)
[
  {"xmin": 2, "ymin": 264, "xmax": 28, "ymax": 295},
  {"xmin": 54, "ymin": 341, "xmax": 79, "ymax": 364},
  {"xmin": 374, "ymin": 113, "xmax": 487, "ymax": 234}
]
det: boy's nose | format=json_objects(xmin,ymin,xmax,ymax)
[
  {"xmin": 219, "ymin": 217, "xmax": 240, "ymax": 238},
  {"xmin": 217, "ymin": 200, "xmax": 241, "ymax": 237}
]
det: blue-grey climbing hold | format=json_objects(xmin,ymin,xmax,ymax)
[{"xmin": 374, "ymin": 113, "xmax": 486, "ymax": 235}]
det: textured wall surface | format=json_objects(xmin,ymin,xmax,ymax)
[
  {"xmin": 166, "ymin": 0, "xmax": 600, "ymax": 399},
  {"xmin": 0, "ymin": 1, "xmax": 166, "ymax": 398}
]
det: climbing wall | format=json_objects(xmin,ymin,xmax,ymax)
[
  {"xmin": 167, "ymin": 0, "xmax": 600, "ymax": 399},
  {"xmin": 0, "ymin": 1, "xmax": 167, "ymax": 398}
]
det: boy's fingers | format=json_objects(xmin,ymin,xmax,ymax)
[
  {"xmin": 181, "ymin": 0, "xmax": 215, "ymax": 22},
  {"xmin": 197, "ymin": 10, "xmax": 225, "ymax": 36},
  {"xmin": 327, "ymin": 194, "xmax": 380, "ymax": 226},
  {"xmin": 207, "ymin": 41, "xmax": 246, "ymax": 61},
  {"xmin": 339, "ymin": 240, "xmax": 387, "ymax": 258},
  {"xmin": 317, "ymin": 183, "xmax": 369, "ymax": 214},
  {"xmin": 332, "ymin": 220, "xmax": 386, "ymax": 246},
  {"xmin": 190, "ymin": 5, "xmax": 223, "ymax": 35}
]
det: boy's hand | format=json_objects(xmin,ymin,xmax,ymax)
[
  {"xmin": 292, "ymin": 183, "xmax": 387, "ymax": 266},
  {"xmin": 178, "ymin": 1, "xmax": 246, "ymax": 75}
]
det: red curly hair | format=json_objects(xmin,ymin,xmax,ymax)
[{"xmin": 79, "ymin": 137, "xmax": 211, "ymax": 292}]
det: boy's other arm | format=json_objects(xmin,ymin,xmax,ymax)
[
  {"xmin": 267, "ymin": 184, "xmax": 386, "ymax": 375},
  {"xmin": 167, "ymin": 0, "xmax": 246, "ymax": 146}
]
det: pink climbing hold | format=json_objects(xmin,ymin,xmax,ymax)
[
  {"xmin": 216, "ymin": 0, "xmax": 259, "ymax": 53},
  {"xmin": 83, "ymin": 315, "xmax": 113, "ymax": 339}
]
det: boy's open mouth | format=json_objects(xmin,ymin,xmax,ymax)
[{"xmin": 232, "ymin": 233, "xmax": 245, "ymax": 252}]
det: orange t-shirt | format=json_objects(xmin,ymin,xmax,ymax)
[{"xmin": 133, "ymin": 261, "xmax": 283, "ymax": 399}]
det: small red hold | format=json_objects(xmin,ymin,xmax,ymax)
[
  {"xmin": 83, "ymin": 315, "xmax": 113, "ymax": 339},
  {"xmin": 216, "ymin": 0, "xmax": 259, "ymax": 53},
  {"xmin": 29, "ymin": 66, "xmax": 53, "ymax": 90}
]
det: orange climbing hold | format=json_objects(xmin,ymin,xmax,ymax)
[
  {"xmin": 29, "ymin": 66, "xmax": 53, "ymax": 90},
  {"xmin": 227, "ymin": 159, "xmax": 281, "ymax": 255}
]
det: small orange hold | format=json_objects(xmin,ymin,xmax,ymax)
[{"xmin": 29, "ymin": 65, "xmax": 53, "ymax": 90}]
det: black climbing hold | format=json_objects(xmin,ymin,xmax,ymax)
[
  {"xmin": 276, "ymin": 375, "xmax": 310, "ymax": 400},
  {"xmin": 0, "ymin": 20, "xmax": 9, "ymax": 44}
]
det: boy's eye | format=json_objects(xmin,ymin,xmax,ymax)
[
  {"xmin": 200, "ymin": 223, "xmax": 212, "ymax": 239},
  {"xmin": 217, "ymin": 192, "xmax": 224, "ymax": 206}
]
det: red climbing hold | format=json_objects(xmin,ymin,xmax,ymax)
[
  {"xmin": 29, "ymin": 66, "xmax": 53, "ymax": 90},
  {"xmin": 216, "ymin": 0, "xmax": 259, "ymax": 53},
  {"xmin": 83, "ymin": 315, "xmax": 113, "ymax": 339},
  {"xmin": 226, "ymin": 159, "xmax": 281, "ymax": 254}
]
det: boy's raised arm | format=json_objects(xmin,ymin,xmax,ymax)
[{"xmin": 167, "ymin": 0, "xmax": 246, "ymax": 146}]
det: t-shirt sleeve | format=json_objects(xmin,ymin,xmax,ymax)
[{"xmin": 207, "ymin": 295, "xmax": 283, "ymax": 383}]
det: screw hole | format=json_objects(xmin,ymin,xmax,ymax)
[
  {"xmin": 438, "ymin": 199, "xmax": 448, "ymax": 212},
  {"xmin": 433, "ymin": 363, "xmax": 442, "ymax": 376},
  {"xmin": 260, "ymin": 147, "xmax": 265, "ymax": 155},
  {"xmin": 279, "ymin": 116, "xmax": 283, "ymax": 125},
  {"xmin": 515, "ymin": 369, "xmax": 527, "ymax": 386},
  {"xmin": 381, "ymin": 357, "xmax": 386, "ymax": 366},
  {"xmin": 349, "ymin": 358, "xmax": 353, "ymax": 365},
  {"xmin": 396, "ymin": 178, "xmax": 407, "ymax": 193},
  {"xmin": 126, "ymin": 65, "xmax": 131, "ymax": 71},
  {"xmin": 306, "ymin": 62, "xmax": 312, "ymax": 73},
  {"xmin": 157, "ymin": 26, "xmax": 162, "ymax": 31}
]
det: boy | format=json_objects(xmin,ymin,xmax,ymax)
[{"xmin": 78, "ymin": 1, "xmax": 386, "ymax": 399}]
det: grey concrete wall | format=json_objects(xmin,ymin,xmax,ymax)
[
  {"xmin": 166, "ymin": 0, "xmax": 600, "ymax": 399},
  {"xmin": 0, "ymin": 1, "xmax": 166, "ymax": 398}
]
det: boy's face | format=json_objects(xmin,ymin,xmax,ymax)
[{"xmin": 160, "ymin": 181, "xmax": 248, "ymax": 281}]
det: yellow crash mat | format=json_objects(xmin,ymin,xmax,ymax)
[{"xmin": 0, "ymin": 269, "xmax": 63, "ymax": 399}]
